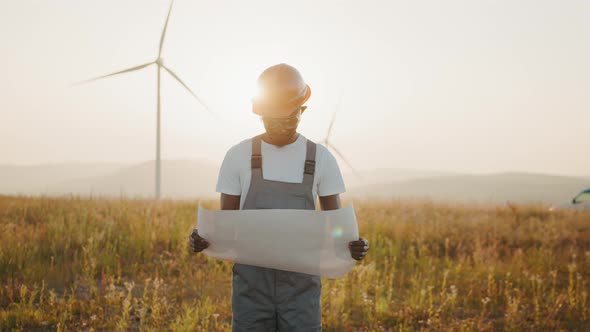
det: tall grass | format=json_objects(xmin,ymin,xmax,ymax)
[{"xmin": 0, "ymin": 195, "xmax": 589, "ymax": 331}]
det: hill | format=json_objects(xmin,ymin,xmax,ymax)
[
  {"xmin": 45, "ymin": 160, "xmax": 220, "ymax": 199},
  {"xmin": 345, "ymin": 172, "xmax": 589, "ymax": 204},
  {"xmin": 0, "ymin": 163, "xmax": 124, "ymax": 194},
  {"xmin": 1, "ymin": 162, "xmax": 587, "ymax": 204}
]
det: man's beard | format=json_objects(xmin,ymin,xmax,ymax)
[{"xmin": 266, "ymin": 129, "xmax": 297, "ymax": 146}]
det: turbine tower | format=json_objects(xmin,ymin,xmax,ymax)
[{"xmin": 71, "ymin": 0, "xmax": 211, "ymax": 199}]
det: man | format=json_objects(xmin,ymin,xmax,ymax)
[{"xmin": 189, "ymin": 63, "xmax": 369, "ymax": 331}]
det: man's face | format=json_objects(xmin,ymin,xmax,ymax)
[{"xmin": 262, "ymin": 108, "xmax": 301, "ymax": 146}]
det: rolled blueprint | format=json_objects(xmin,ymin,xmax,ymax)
[{"xmin": 197, "ymin": 205, "xmax": 359, "ymax": 279}]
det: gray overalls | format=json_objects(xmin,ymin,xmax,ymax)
[{"xmin": 231, "ymin": 134, "xmax": 322, "ymax": 332}]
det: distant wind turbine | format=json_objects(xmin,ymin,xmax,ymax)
[
  {"xmin": 318, "ymin": 97, "xmax": 359, "ymax": 176},
  {"xmin": 71, "ymin": 0, "xmax": 212, "ymax": 199}
]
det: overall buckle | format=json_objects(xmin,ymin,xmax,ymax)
[
  {"xmin": 251, "ymin": 155, "xmax": 262, "ymax": 169},
  {"xmin": 304, "ymin": 160, "xmax": 315, "ymax": 175}
]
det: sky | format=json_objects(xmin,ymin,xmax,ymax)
[{"xmin": 1, "ymin": 0, "xmax": 589, "ymax": 176}]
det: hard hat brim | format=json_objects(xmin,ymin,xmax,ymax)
[{"xmin": 253, "ymin": 84, "xmax": 311, "ymax": 117}]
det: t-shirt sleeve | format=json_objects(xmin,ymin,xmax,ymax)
[
  {"xmin": 317, "ymin": 148, "xmax": 346, "ymax": 196},
  {"xmin": 215, "ymin": 146, "xmax": 242, "ymax": 195}
]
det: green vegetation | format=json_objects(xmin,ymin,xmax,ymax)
[{"xmin": 0, "ymin": 196, "xmax": 589, "ymax": 331}]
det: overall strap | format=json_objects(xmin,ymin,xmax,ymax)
[
  {"xmin": 251, "ymin": 134, "xmax": 264, "ymax": 181},
  {"xmin": 303, "ymin": 138, "xmax": 316, "ymax": 186}
]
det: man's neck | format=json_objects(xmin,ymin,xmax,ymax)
[{"xmin": 261, "ymin": 132, "xmax": 300, "ymax": 147}]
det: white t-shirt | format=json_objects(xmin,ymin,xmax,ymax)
[{"xmin": 215, "ymin": 134, "xmax": 346, "ymax": 209}]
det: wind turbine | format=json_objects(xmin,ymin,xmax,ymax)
[
  {"xmin": 318, "ymin": 97, "xmax": 359, "ymax": 177},
  {"xmin": 71, "ymin": 0, "xmax": 212, "ymax": 199}
]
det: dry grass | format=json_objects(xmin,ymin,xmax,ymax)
[{"xmin": 0, "ymin": 195, "xmax": 589, "ymax": 331}]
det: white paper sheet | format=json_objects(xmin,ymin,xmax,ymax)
[{"xmin": 197, "ymin": 205, "xmax": 359, "ymax": 279}]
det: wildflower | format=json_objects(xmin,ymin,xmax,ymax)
[{"xmin": 449, "ymin": 285, "xmax": 458, "ymax": 298}]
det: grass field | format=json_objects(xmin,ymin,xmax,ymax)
[{"xmin": 0, "ymin": 195, "xmax": 589, "ymax": 331}]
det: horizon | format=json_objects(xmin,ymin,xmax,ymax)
[{"xmin": 1, "ymin": 158, "xmax": 590, "ymax": 179}]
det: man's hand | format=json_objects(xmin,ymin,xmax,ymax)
[
  {"xmin": 349, "ymin": 237, "xmax": 369, "ymax": 261},
  {"xmin": 189, "ymin": 228, "xmax": 210, "ymax": 253}
]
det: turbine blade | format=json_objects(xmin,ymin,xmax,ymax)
[
  {"xmin": 163, "ymin": 65, "xmax": 214, "ymax": 116},
  {"xmin": 330, "ymin": 144, "xmax": 358, "ymax": 175},
  {"xmin": 326, "ymin": 111, "xmax": 337, "ymax": 138},
  {"xmin": 333, "ymin": 88, "xmax": 343, "ymax": 114},
  {"xmin": 159, "ymin": 0, "xmax": 174, "ymax": 57},
  {"xmin": 327, "ymin": 87, "xmax": 344, "ymax": 138},
  {"xmin": 70, "ymin": 62, "xmax": 154, "ymax": 86}
]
